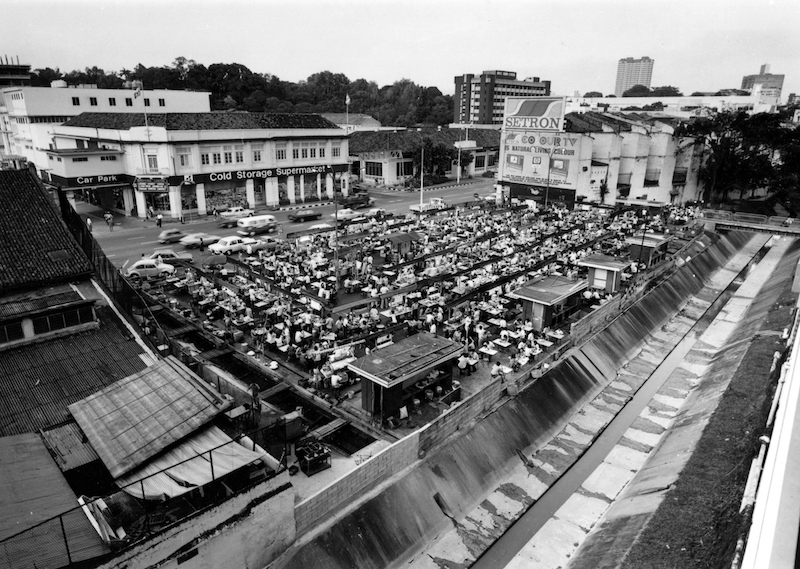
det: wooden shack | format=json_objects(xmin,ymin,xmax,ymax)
[
  {"xmin": 577, "ymin": 253, "xmax": 629, "ymax": 294},
  {"xmin": 508, "ymin": 275, "xmax": 588, "ymax": 332}
]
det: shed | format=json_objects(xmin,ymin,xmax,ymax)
[
  {"xmin": 508, "ymin": 275, "xmax": 588, "ymax": 332},
  {"xmin": 626, "ymin": 232, "xmax": 670, "ymax": 268},
  {"xmin": 384, "ymin": 230, "xmax": 422, "ymax": 257},
  {"xmin": 577, "ymin": 253, "xmax": 629, "ymax": 294},
  {"xmin": 348, "ymin": 332, "xmax": 462, "ymax": 424}
]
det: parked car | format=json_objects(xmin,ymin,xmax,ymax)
[
  {"xmin": 242, "ymin": 236, "xmax": 281, "ymax": 253},
  {"xmin": 208, "ymin": 236, "xmax": 251, "ymax": 255},
  {"xmin": 158, "ymin": 229, "xmax": 187, "ymax": 244},
  {"xmin": 126, "ymin": 259, "xmax": 175, "ymax": 280},
  {"xmin": 148, "ymin": 248, "xmax": 193, "ymax": 265},
  {"xmin": 218, "ymin": 206, "xmax": 255, "ymax": 227},
  {"xmin": 179, "ymin": 232, "xmax": 221, "ymax": 249},
  {"xmin": 287, "ymin": 209, "xmax": 322, "ymax": 222},
  {"xmin": 308, "ymin": 223, "xmax": 334, "ymax": 232},
  {"xmin": 330, "ymin": 208, "xmax": 363, "ymax": 222}
]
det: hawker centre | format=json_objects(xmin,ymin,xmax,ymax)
[{"xmin": 43, "ymin": 112, "xmax": 351, "ymax": 218}]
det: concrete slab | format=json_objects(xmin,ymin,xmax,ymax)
[
  {"xmin": 582, "ymin": 461, "xmax": 635, "ymax": 500},
  {"xmin": 622, "ymin": 427, "xmax": 662, "ymax": 448},
  {"xmin": 562, "ymin": 423, "xmax": 595, "ymax": 446},
  {"xmin": 559, "ymin": 493, "xmax": 611, "ymax": 531},
  {"xmin": 507, "ymin": 517, "xmax": 586, "ymax": 569},
  {"xmin": 424, "ymin": 528, "xmax": 473, "ymax": 566},
  {"xmin": 652, "ymin": 393, "xmax": 685, "ymax": 409},
  {"xmin": 572, "ymin": 406, "xmax": 614, "ymax": 433},
  {"xmin": 485, "ymin": 487, "xmax": 528, "ymax": 520},
  {"xmin": 605, "ymin": 444, "xmax": 651, "ymax": 472}
]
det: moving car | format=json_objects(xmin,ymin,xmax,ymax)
[
  {"xmin": 308, "ymin": 223, "xmax": 334, "ymax": 232},
  {"xmin": 287, "ymin": 210, "xmax": 322, "ymax": 222},
  {"xmin": 236, "ymin": 214, "xmax": 277, "ymax": 236},
  {"xmin": 148, "ymin": 248, "xmax": 193, "ymax": 264},
  {"xmin": 208, "ymin": 236, "xmax": 251, "ymax": 255},
  {"xmin": 218, "ymin": 206, "xmax": 255, "ymax": 227},
  {"xmin": 330, "ymin": 208, "xmax": 363, "ymax": 222},
  {"xmin": 158, "ymin": 229, "xmax": 187, "ymax": 244},
  {"xmin": 365, "ymin": 208, "xmax": 391, "ymax": 219},
  {"xmin": 337, "ymin": 194, "xmax": 375, "ymax": 209},
  {"xmin": 179, "ymin": 232, "xmax": 221, "ymax": 249},
  {"xmin": 126, "ymin": 259, "xmax": 175, "ymax": 280}
]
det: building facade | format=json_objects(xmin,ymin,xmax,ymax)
[
  {"xmin": 47, "ymin": 112, "xmax": 350, "ymax": 218},
  {"xmin": 454, "ymin": 70, "xmax": 551, "ymax": 125},
  {"xmin": 0, "ymin": 84, "xmax": 211, "ymax": 171},
  {"xmin": 741, "ymin": 64, "xmax": 785, "ymax": 101},
  {"xmin": 614, "ymin": 56, "xmax": 655, "ymax": 96}
]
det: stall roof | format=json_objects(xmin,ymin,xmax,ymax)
[
  {"xmin": 69, "ymin": 357, "xmax": 230, "ymax": 479},
  {"xmin": 40, "ymin": 421, "xmax": 101, "ymax": 472},
  {"xmin": 509, "ymin": 275, "xmax": 588, "ymax": 306},
  {"xmin": 385, "ymin": 231, "xmax": 422, "ymax": 245},
  {"xmin": 577, "ymin": 253, "xmax": 629, "ymax": 272},
  {"xmin": 625, "ymin": 232, "xmax": 670, "ymax": 249},
  {"xmin": 348, "ymin": 332, "xmax": 463, "ymax": 388},
  {"xmin": 0, "ymin": 434, "xmax": 108, "ymax": 567}
]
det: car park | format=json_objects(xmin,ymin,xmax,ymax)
[
  {"xmin": 158, "ymin": 229, "xmax": 187, "ymax": 244},
  {"xmin": 126, "ymin": 259, "xmax": 175, "ymax": 280},
  {"xmin": 287, "ymin": 210, "xmax": 322, "ymax": 222},
  {"xmin": 148, "ymin": 248, "xmax": 193, "ymax": 264},
  {"xmin": 179, "ymin": 232, "xmax": 221, "ymax": 248}
]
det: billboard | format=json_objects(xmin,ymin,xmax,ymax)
[
  {"xmin": 499, "ymin": 130, "xmax": 582, "ymax": 189},
  {"xmin": 503, "ymin": 96, "xmax": 565, "ymax": 132}
]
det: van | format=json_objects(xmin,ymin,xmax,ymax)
[{"xmin": 236, "ymin": 214, "xmax": 277, "ymax": 236}]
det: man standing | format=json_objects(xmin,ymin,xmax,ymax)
[
  {"xmin": 86, "ymin": 217, "xmax": 92, "ymax": 232},
  {"xmin": 199, "ymin": 238, "xmax": 205, "ymax": 252},
  {"xmin": 156, "ymin": 213, "xmax": 163, "ymax": 227}
]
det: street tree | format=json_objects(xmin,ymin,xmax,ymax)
[
  {"xmin": 583, "ymin": 91, "xmax": 603, "ymax": 98},
  {"xmin": 650, "ymin": 86, "xmax": 683, "ymax": 97},
  {"xmin": 622, "ymin": 84, "xmax": 651, "ymax": 97}
]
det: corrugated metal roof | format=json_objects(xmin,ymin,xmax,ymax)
[
  {"xmin": 69, "ymin": 357, "xmax": 230, "ymax": 479},
  {"xmin": 0, "ymin": 289, "xmax": 83, "ymax": 320},
  {"xmin": 0, "ymin": 170, "xmax": 93, "ymax": 293},
  {"xmin": 40, "ymin": 421, "xmax": 100, "ymax": 472},
  {"xmin": 63, "ymin": 112, "xmax": 342, "ymax": 131},
  {"xmin": 0, "ymin": 305, "xmax": 149, "ymax": 437},
  {"xmin": 0, "ymin": 433, "xmax": 108, "ymax": 567}
]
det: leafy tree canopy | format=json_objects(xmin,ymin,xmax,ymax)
[
  {"xmin": 622, "ymin": 84, "xmax": 651, "ymax": 97},
  {"xmin": 583, "ymin": 91, "xmax": 603, "ymax": 98}
]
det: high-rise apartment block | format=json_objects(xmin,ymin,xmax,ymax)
[
  {"xmin": 454, "ymin": 70, "xmax": 551, "ymax": 125},
  {"xmin": 741, "ymin": 64, "xmax": 784, "ymax": 96},
  {"xmin": 614, "ymin": 57, "xmax": 654, "ymax": 96}
]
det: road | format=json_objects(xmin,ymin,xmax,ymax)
[{"xmin": 92, "ymin": 178, "xmax": 497, "ymax": 270}]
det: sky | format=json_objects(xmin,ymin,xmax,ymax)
[{"xmin": 3, "ymin": 0, "xmax": 799, "ymax": 100}]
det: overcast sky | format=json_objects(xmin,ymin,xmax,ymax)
[{"xmin": 4, "ymin": 0, "xmax": 798, "ymax": 99}]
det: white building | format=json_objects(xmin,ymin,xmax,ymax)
[
  {"xmin": 0, "ymin": 84, "xmax": 210, "ymax": 172},
  {"xmin": 615, "ymin": 56, "xmax": 655, "ymax": 97},
  {"xmin": 48, "ymin": 112, "xmax": 350, "ymax": 218}
]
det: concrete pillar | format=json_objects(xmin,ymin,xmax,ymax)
[
  {"xmin": 246, "ymin": 179, "xmax": 256, "ymax": 208},
  {"xmin": 122, "ymin": 186, "xmax": 135, "ymax": 216},
  {"xmin": 135, "ymin": 189, "xmax": 147, "ymax": 219},
  {"xmin": 287, "ymin": 176, "xmax": 296, "ymax": 204},
  {"xmin": 326, "ymin": 174, "xmax": 334, "ymax": 200},
  {"xmin": 195, "ymin": 183, "xmax": 207, "ymax": 216},
  {"xmin": 316, "ymin": 173, "xmax": 322, "ymax": 200},
  {"xmin": 265, "ymin": 178, "xmax": 279, "ymax": 207},
  {"xmin": 168, "ymin": 185, "xmax": 182, "ymax": 219},
  {"xmin": 64, "ymin": 189, "xmax": 77, "ymax": 211},
  {"xmin": 299, "ymin": 175, "xmax": 305, "ymax": 203}
]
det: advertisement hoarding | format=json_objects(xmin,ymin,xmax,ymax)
[{"xmin": 499, "ymin": 96, "xmax": 582, "ymax": 190}]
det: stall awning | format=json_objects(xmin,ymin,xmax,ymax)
[
  {"xmin": 386, "ymin": 231, "xmax": 422, "ymax": 245},
  {"xmin": 116, "ymin": 425, "xmax": 265, "ymax": 500}
]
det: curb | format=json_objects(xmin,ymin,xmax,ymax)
[{"xmin": 377, "ymin": 180, "xmax": 485, "ymax": 193}]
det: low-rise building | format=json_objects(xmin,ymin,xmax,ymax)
[{"xmin": 47, "ymin": 111, "xmax": 350, "ymax": 218}]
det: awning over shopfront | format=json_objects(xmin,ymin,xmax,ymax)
[{"xmin": 115, "ymin": 425, "xmax": 266, "ymax": 500}]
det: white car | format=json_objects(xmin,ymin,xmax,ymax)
[
  {"xmin": 126, "ymin": 259, "xmax": 175, "ymax": 280},
  {"xmin": 330, "ymin": 208, "xmax": 362, "ymax": 222},
  {"xmin": 179, "ymin": 232, "xmax": 221, "ymax": 249},
  {"xmin": 219, "ymin": 206, "xmax": 254, "ymax": 219},
  {"xmin": 148, "ymin": 248, "xmax": 193, "ymax": 264},
  {"xmin": 308, "ymin": 223, "xmax": 334, "ymax": 232},
  {"xmin": 208, "ymin": 236, "xmax": 251, "ymax": 255},
  {"xmin": 242, "ymin": 236, "xmax": 280, "ymax": 252}
]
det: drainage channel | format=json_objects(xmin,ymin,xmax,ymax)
[{"xmin": 472, "ymin": 243, "xmax": 768, "ymax": 569}]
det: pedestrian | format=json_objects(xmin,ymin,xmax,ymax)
[
  {"xmin": 147, "ymin": 205, "xmax": 154, "ymax": 219},
  {"xmin": 156, "ymin": 213, "xmax": 163, "ymax": 227},
  {"xmin": 199, "ymin": 238, "xmax": 205, "ymax": 252},
  {"xmin": 212, "ymin": 207, "xmax": 218, "ymax": 218},
  {"xmin": 86, "ymin": 217, "xmax": 92, "ymax": 232}
]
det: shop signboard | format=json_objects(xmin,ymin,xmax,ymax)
[
  {"xmin": 167, "ymin": 163, "xmax": 349, "ymax": 186},
  {"xmin": 50, "ymin": 173, "xmax": 134, "ymax": 188},
  {"xmin": 509, "ymin": 184, "xmax": 576, "ymax": 209}
]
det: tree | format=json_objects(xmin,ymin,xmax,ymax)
[
  {"xmin": 650, "ymin": 86, "xmax": 683, "ymax": 97},
  {"xmin": 674, "ymin": 110, "xmax": 784, "ymax": 203},
  {"xmin": 584, "ymin": 91, "xmax": 603, "ymax": 98},
  {"xmin": 30, "ymin": 67, "xmax": 62, "ymax": 86},
  {"xmin": 622, "ymin": 84, "xmax": 651, "ymax": 97}
]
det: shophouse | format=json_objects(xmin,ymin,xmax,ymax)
[
  {"xmin": 47, "ymin": 112, "xmax": 350, "ymax": 218},
  {"xmin": 349, "ymin": 127, "xmax": 500, "ymax": 187},
  {"xmin": 0, "ymin": 83, "xmax": 210, "ymax": 172}
]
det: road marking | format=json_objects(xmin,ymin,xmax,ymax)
[
  {"xmin": 128, "ymin": 236, "xmax": 147, "ymax": 241},
  {"xmin": 141, "ymin": 240, "xmax": 159, "ymax": 245}
]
